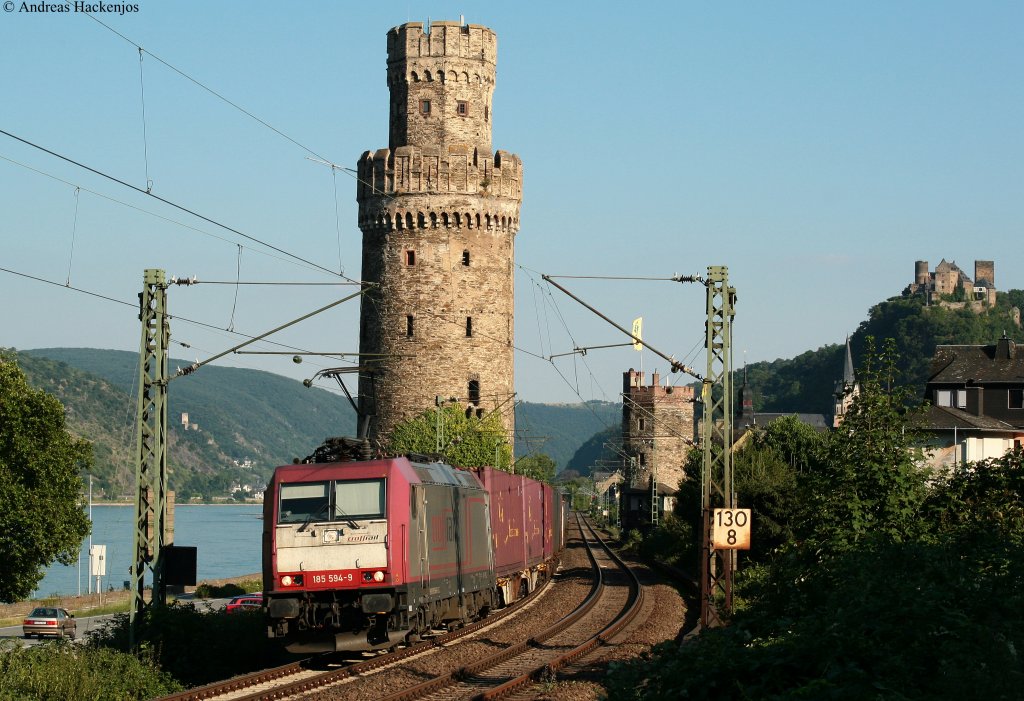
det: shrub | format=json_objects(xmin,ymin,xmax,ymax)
[
  {"xmin": 89, "ymin": 602, "xmax": 290, "ymax": 687},
  {"xmin": 0, "ymin": 639, "xmax": 180, "ymax": 700}
]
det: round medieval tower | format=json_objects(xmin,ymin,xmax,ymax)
[{"xmin": 356, "ymin": 20, "xmax": 522, "ymax": 447}]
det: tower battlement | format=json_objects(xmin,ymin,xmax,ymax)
[
  {"xmin": 387, "ymin": 21, "xmax": 497, "ymax": 66},
  {"xmin": 357, "ymin": 146, "xmax": 522, "ymax": 207}
]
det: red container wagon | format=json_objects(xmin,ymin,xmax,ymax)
[
  {"xmin": 472, "ymin": 467, "xmax": 565, "ymax": 606},
  {"xmin": 263, "ymin": 457, "xmax": 494, "ymax": 653}
]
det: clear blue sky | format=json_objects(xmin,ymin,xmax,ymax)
[{"xmin": 2, "ymin": 1, "xmax": 1022, "ymax": 406}]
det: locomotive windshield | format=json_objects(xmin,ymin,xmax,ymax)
[{"xmin": 278, "ymin": 479, "xmax": 385, "ymax": 524}]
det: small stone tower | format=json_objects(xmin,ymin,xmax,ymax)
[
  {"xmin": 621, "ymin": 369, "xmax": 695, "ymax": 491},
  {"xmin": 356, "ymin": 20, "xmax": 523, "ymax": 446}
]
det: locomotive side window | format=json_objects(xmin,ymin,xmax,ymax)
[
  {"xmin": 334, "ymin": 479, "xmax": 386, "ymax": 520},
  {"xmin": 279, "ymin": 482, "xmax": 329, "ymax": 524}
]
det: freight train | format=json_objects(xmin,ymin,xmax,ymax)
[{"xmin": 262, "ymin": 442, "xmax": 567, "ymax": 653}]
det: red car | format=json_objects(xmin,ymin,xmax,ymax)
[{"xmin": 226, "ymin": 593, "xmax": 263, "ymax": 613}]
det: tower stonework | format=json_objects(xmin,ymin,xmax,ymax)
[
  {"xmin": 357, "ymin": 21, "xmax": 522, "ymax": 447},
  {"xmin": 621, "ymin": 369, "xmax": 695, "ymax": 492}
]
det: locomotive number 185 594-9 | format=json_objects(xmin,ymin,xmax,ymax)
[{"xmin": 310, "ymin": 572, "xmax": 355, "ymax": 584}]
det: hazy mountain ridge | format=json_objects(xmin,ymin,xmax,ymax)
[{"xmin": 10, "ymin": 348, "xmax": 623, "ymax": 495}]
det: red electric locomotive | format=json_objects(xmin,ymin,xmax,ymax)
[{"xmin": 263, "ymin": 452, "xmax": 565, "ymax": 653}]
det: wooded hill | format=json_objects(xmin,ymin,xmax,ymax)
[
  {"xmin": 747, "ymin": 289, "xmax": 1024, "ymax": 416},
  {"xmin": 8, "ymin": 348, "xmax": 621, "ymax": 497},
  {"xmin": 14, "ymin": 288, "xmax": 1020, "ymax": 493}
]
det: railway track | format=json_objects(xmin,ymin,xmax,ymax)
[
  {"xmin": 151, "ymin": 560, "xmax": 556, "ymax": 701},
  {"xmin": 155, "ymin": 512, "xmax": 640, "ymax": 701},
  {"xmin": 372, "ymin": 512, "xmax": 642, "ymax": 701}
]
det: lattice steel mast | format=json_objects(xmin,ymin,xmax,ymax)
[
  {"xmin": 129, "ymin": 269, "xmax": 169, "ymax": 648},
  {"xmin": 700, "ymin": 265, "xmax": 737, "ymax": 627}
]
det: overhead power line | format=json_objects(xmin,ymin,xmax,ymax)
[
  {"xmin": 0, "ymin": 128, "xmax": 357, "ymax": 282},
  {"xmin": 0, "ymin": 153, "xmax": 332, "ymax": 275}
]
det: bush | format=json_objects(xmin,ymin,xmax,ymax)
[
  {"xmin": 89, "ymin": 602, "xmax": 290, "ymax": 687},
  {"xmin": 606, "ymin": 536, "xmax": 1024, "ymax": 700},
  {"xmin": 193, "ymin": 578, "xmax": 262, "ymax": 599},
  {"xmin": 0, "ymin": 639, "xmax": 180, "ymax": 700}
]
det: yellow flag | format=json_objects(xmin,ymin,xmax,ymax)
[{"xmin": 632, "ymin": 317, "xmax": 643, "ymax": 351}]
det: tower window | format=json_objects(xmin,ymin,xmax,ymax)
[
  {"xmin": 405, "ymin": 250, "xmax": 415, "ymax": 266},
  {"xmin": 638, "ymin": 417, "xmax": 645, "ymax": 431},
  {"xmin": 468, "ymin": 379, "xmax": 480, "ymax": 404},
  {"xmin": 466, "ymin": 316, "xmax": 473, "ymax": 337},
  {"xmin": 462, "ymin": 249, "xmax": 470, "ymax": 266},
  {"xmin": 406, "ymin": 315, "xmax": 414, "ymax": 337},
  {"xmin": 1010, "ymin": 389, "xmax": 1024, "ymax": 410},
  {"xmin": 456, "ymin": 100, "xmax": 469, "ymax": 116},
  {"xmin": 420, "ymin": 100, "xmax": 431, "ymax": 115}
]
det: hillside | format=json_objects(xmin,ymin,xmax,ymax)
[
  {"xmin": 514, "ymin": 401, "xmax": 621, "ymax": 472},
  {"xmin": 10, "ymin": 348, "xmax": 618, "ymax": 496},
  {"xmin": 18, "ymin": 348, "xmax": 357, "ymax": 499},
  {"xmin": 746, "ymin": 290, "xmax": 1024, "ymax": 415}
]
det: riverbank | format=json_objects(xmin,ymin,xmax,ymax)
[{"xmin": 0, "ymin": 573, "xmax": 261, "ymax": 626}]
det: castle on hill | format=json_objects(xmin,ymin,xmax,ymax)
[{"xmin": 904, "ymin": 259, "xmax": 996, "ymax": 308}]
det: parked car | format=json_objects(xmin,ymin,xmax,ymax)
[
  {"xmin": 225, "ymin": 593, "xmax": 263, "ymax": 613},
  {"xmin": 23, "ymin": 607, "xmax": 76, "ymax": 639}
]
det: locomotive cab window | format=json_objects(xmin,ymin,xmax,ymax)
[
  {"xmin": 334, "ymin": 479, "xmax": 386, "ymax": 520},
  {"xmin": 278, "ymin": 479, "xmax": 385, "ymax": 524},
  {"xmin": 278, "ymin": 482, "xmax": 330, "ymax": 524}
]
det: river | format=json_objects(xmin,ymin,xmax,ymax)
[{"xmin": 34, "ymin": 504, "xmax": 263, "ymax": 597}]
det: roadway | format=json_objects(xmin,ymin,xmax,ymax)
[{"xmin": 0, "ymin": 596, "xmax": 232, "ymax": 647}]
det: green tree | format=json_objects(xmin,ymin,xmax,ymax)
[
  {"xmin": 388, "ymin": 404, "xmax": 513, "ymax": 470},
  {"xmin": 798, "ymin": 337, "xmax": 929, "ymax": 553},
  {"xmin": 513, "ymin": 452, "xmax": 556, "ymax": 483},
  {"xmin": 0, "ymin": 354, "xmax": 92, "ymax": 602}
]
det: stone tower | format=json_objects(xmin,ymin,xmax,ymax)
[
  {"xmin": 621, "ymin": 369, "xmax": 695, "ymax": 491},
  {"xmin": 356, "ymin": 20, "xmax": 523, "ymax": 447}
]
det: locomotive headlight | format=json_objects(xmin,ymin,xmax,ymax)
[
  {"xmin": 373, "ymin": 570, "xmax": 385, "ymax": 582},
  {"xmin": 281, "ymin": 575, "xmax": 293, "ymax": 586},
  {"xmin": 323, "ymin": 529, "xmax": 339, "ymax": 543}
]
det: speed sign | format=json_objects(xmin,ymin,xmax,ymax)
[{"xmin": 712, "ymin": 508, "xmax": 751, "ymax": 550}]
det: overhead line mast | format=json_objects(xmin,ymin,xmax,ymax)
[{"xmin": 700, "ymin": 265, "xmax": 737, "ymax": 628}]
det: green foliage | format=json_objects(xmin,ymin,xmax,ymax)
[
  {"xmin": 798, "ymin": 338, "xmax": 929, "ymax": 553},
  {"xmin": 607, "ymin": 535, "xmax": 1024, "ymax": 700},
  {"xmin": 0, "ymin": 354, "xmax": 92, "ymax": 603},
  {"xmin": 89, "ymin": 602, "xmax": 289, "ymax": 688},
  {"xmin": 743, "ymin": 290, "xmax": 1023, "ymax": 415},
  {"xmin": 0, "ymin": 640, "xmax": 181, "ymax": 700},
  {"xmin": 513, "ymin": 452, "xmax": 557, "ymax": 483},
  {"xmin": 193, "ymin": 578, "xmax": 262, "ymax": 599},
  {"xmin": 637, "ymin": 515, "xmax": 692, "ymax": 568},
  {"xmin": 925, "ymin": 448, "xmax": 1024, "ymax": 543},
  {"xmin": 607, "ymin": 345, "xmax": 1024, "ymax": 700},
  {"xmin": 675, "ymin": 415, "xmax": 825, "ymax": 567},
  {"xmin": 388, "ymin": 404, "xmax": 513, "ymax": 470}
]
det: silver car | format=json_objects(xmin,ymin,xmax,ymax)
[{"xmin": 22, "ymin": 607, "xmax": 76, "ymax": 639}]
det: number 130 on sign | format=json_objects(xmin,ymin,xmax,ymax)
[{"xmin": 712, "ymin": 509, "xmax": 752, "ymax": 550}]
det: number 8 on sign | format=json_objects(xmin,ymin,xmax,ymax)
[{"xmin": 712, "ymin": 508, "xmax": 752, "ymax": 550}]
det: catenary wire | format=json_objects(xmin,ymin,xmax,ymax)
[
  {"xmin": 0, "ymin": 128, "xmax": 358, "ymax": 282},
  {"xmin": 0, "ymin": 153, "xmax": 332, "ymax": 276}
]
